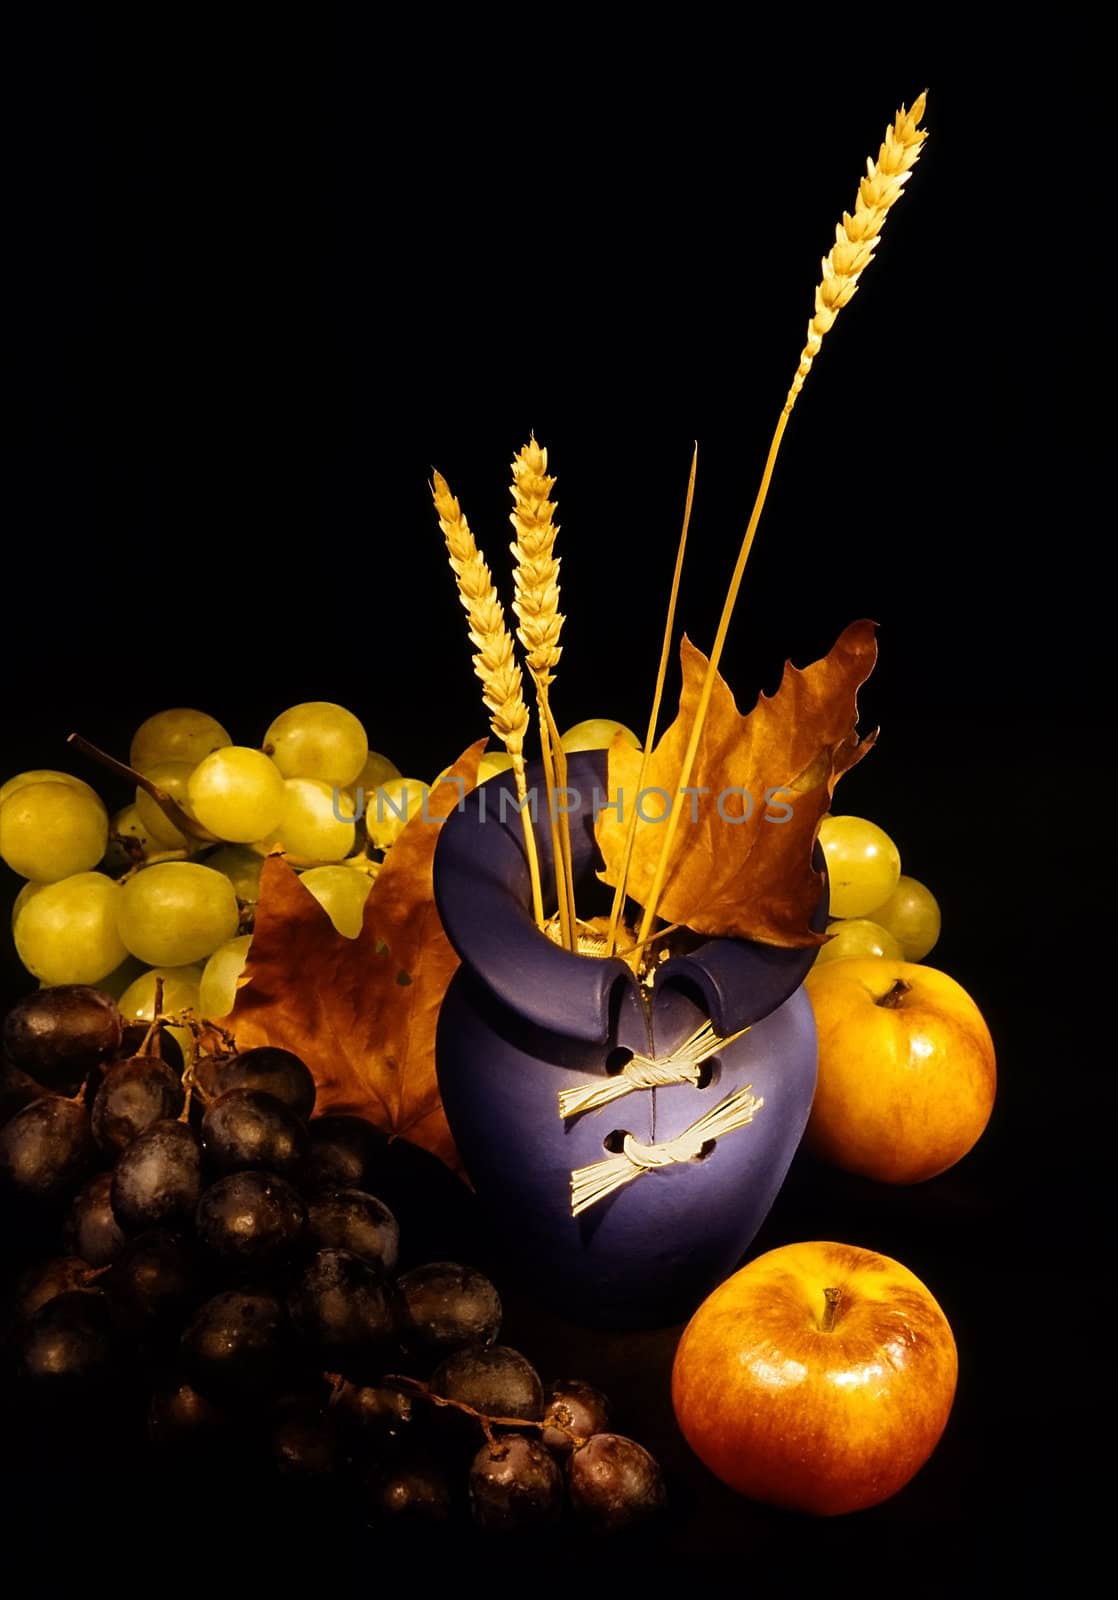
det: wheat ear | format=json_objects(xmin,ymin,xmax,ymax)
[
  {"xmin": 432, "ymin": 469, "xmax": 545, "ymax": 930},
  {"xmin": 785, "ymin": 91, "xmax": 928, "ymax": 411},
  {"xmin": 509, "ymin": 437, "xmax": 577, "ymax": 950},
  {"xmin": 637, "ymin": 93, "xmax": 928, "ymax": 946}
]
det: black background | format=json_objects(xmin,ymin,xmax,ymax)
[{"xmin": 3, "ymin": 14, "xmax": 1110, "ymax": 1592}]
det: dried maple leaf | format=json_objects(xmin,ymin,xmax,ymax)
[
  {"xmin": 221, "ymin": 740, "xmax": 487, "ymax": 1171},
  {"xmin": 596, "ymin": 621, "xmax": 878, "ymax": 947}
]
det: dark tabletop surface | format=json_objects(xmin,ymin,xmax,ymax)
[{"xmin": 3, "ymin": 17, "xmax": 1109, "ymax": 1593}]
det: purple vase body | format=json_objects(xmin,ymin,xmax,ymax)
[{"xmin": 433, "ymin": 751, "xmax": 823, "ymax": 1329}]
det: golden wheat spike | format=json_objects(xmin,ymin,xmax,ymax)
[
  {"xmin": 509, "ymin": 436, "xmax": 564, "ymax": 686},
  {"xmin": 508, "ymin": 437, "xmax": 576, "ymax": 948},
  {"xmin": 433, "ymin": 471, "xmax": 530, "ymax": 757},
  {"xmin": 431, "ymin": 468, "xmax": 545, "ymax": 930},
  {"xmin": 785, "ymin": 92, "xmax": 927, "ymax": 412}
]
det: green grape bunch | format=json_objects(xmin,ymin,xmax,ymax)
[{"xmin": 0, "ymin": 703, "xmax": 409, "ymax": 1038}]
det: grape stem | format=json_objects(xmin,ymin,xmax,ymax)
[
  {"xmin": 325, "ymin": 1372, "xmax": 589, "ymax": 1457},
  {"xmin": 66, "ymin": 732, "xmax": 200, "ymax": 840},
  {"xmin": 138, "ymin": 980, "xmax": 165, "ymax": 1060}
]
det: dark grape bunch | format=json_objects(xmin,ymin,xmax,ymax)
[{"xmin": 0, "ymin": 985, "xmax": 667, "ymax": 1546}]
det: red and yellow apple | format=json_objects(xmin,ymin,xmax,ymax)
[
  {"xmin": 804, "ymin": 959, "xmax": 996, "ymax": 1184},
  {"xmin": 671, "ymin": 1241, "xmax": 957, "ymax": 1516}
]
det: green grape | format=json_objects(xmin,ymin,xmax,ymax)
[
  {"xmin": 129, "ymin": 708, "xmax": 232, "ymax": 772},
  {"xmin": 187, "ymin": 747, "xmax": 285, "ymax": 843},
  {"xmin": 0, "ymin": 781, "xmax": 110, "ymax": 882},
  {"xmin": 366, "ymin": 778, "xmax": 428, "ymax": 850},
  {"xmin": 198, "ymin": 934, "xmax": 253, "ymax": 1018},
  {"xmin": 344, "ymin": 854, "xmax": 380, "ymax": 883},
  {"xmin": 814, "ymin": 918, "xmax": 904, "ymax": 966},
  {"xmin": 134, "ymin": 762, "xmax": 207, "ymax": 848},
  {"xmin": 278, "ymin": 779, "xmax": 355, "ymax": 862},
  {"xmin": 264, "ymin": 701, "xmax": 368, "ymax": 787},
  {"xmin": 0, "ymin": 769, "xmax": 101, "ymax": 808},
  {"xmin": 93, "ymin": 955, "xmax": 149, "ymax": 1001},
  {"xmin": 117, "ymin": 965, "xmax": 203, "ymax": 1062},
  {"xmin": 204, "ymin": 845, "xmax": 264, "ymax": 904},
  {"xmin": 13, "ymin": 871, "xmax": 129, "ymax": 984},
  {"xmin": 345, "ymin": 750, "xmax": 402, "ymax": 805},
  {"xmin": 112, "ymin": 803, "xmax": 164, "ymax": 858},
  {"xmin": 818, "ymin": 815, "xmax": 902, "ymax": 919},
  {"xmin": 870, "ymin": 875, "xmax": 942, "ymax": 961},
  {"xmin": 477, "ymin": 751, "xmax": 514, "ymax": 784},
  {"xmin": 299, "ymin": 865, "xmax": 373, "ymax": 938},
  {"xmin": 11, "ymin": 880, "xmax": 45, "ymax": 929},
  {"xmin": 560, "ymin": 719, "xmax": 641, "ymax": 753},
  {"xmin": 247, "ymin": 833, "xmax": 283, "ymax": 858},
  {"xmin": 117, "ymin": 862, "xmax": 240, "ymax": 966}
]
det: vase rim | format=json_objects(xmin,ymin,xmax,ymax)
[{"xmin": 432, "ymin": 749, "xmax": 824, "ymax": 1042}]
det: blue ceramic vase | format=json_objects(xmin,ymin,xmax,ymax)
[{"xmin": 433, "ymin": 750, "xmax": 824, "ymax": 1329}]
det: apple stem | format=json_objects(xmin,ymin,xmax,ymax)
[
  {"xmin": 821, "ymin": 1286, "xmax": 841, "ymax": 1332},
  {"xmin": 876, "ymin": 979, "xmax": 910, "ymax": 1010}
]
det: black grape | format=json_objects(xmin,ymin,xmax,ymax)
[
  {"xmin": 65, "ymin": 1171, "xmax": 127, "ymax": 1266},
  {"xmin": 271, "ymin": 1396, "xmax": 343, "ymax": 1482},
  {"xmin": 468, "ymin": 1434, "xmax": 563, "ymax": 1533},
  {"xmin": 306, "ymin": 1190, "xmax": 399, "ymax": 1273},
  {"xmin": 287, "ymin": 1248, "xmax": 395, "ymax": 1364},
  {"xmin": 302, "ymin": 1115, "xmax": 387, "ymax": 1194},
  {"xmin": 0, "ymin": 1095, "xmax": 93, "ymax": 1204},
  {"xmin": 1, "ymin": 1054, "xmax": 41, "ymax": 1126},
  {"xmin": 566, "ymin": 1433, "xmax": 667, "ymax": 1534},
  {"xmin": 364, "ymin": 1451, "xmax": 455, "ymax": 1526},
  {"xmin": 541, "ymin": 1378, "xmax": 611, "ymax": 1455},
  {"xmin": 2, "ymin": 986, "xmax": 122, "ymax": 1094},
  {"xmin": 107, "ymin": 1229, "xmax": 199, "ymax": 1330},
  {"xmin": 334, "ymin": 1381, "xmax": 416, "ymax": 1447},
  {"xmin": 199, "ymin": 1046, "xmax": 316, "ymax": 1120},
  {"xmin": 110, "ymin": 1119, "xmax": 201, "ymax": 1232},
  {"xmin": 147, "ymin": 1377, "xmax": 225, "ymax": 1450},
  {"xmin": 12, "ymin": 1255, "xmax": 98, "ymax": 1321},
  {"xmin": 430, "ymin": 1345, "xmax": 543, "ymax": 1423},
  {"xmin": 200, "ymin": 1088, "xmax": 307, "ymax": 1179},
  {"xmin": 91, "ymin": 1056, "xmax": 185, "ymax": 1156},
  {"xmin": 181, "ymin": 1288, "xmax": 287, "ymax": 1396},
  {"xmin": 195, "ymin": 1171, "xmax": 306, "ymax": 1269},
  {"xmin": 396, "ymin": 1261, "xmax": 501, "ymax": 1362},
  {"xmin": 18, "ymin": 1288, "xmax": 119, "ymax": 1387}
]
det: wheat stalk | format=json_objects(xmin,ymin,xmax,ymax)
[
  {"xmin": 432, "ymin": 469, "xmax": 545, "ymax": 930},
  {"xmin": 605, "ymin": 444, "xmax": 697, "ymax": 956},
  {"xmin": 637, "ymin": 92, "xmax": 928, "ymax": 946},
  {"xmin": 509, "ymin": 437, "xmax": 577, "ymax": 949}
]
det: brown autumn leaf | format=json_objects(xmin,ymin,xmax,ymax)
[
  {"xmin": 221, "ymin": 740, "xmax": 487, "ymax": 1172},
  {"xmin": 596, "ymin": 620, "xmax": 878, "ymax": 947}
]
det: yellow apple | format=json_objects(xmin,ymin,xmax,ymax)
[
  {"xmin": 671, "ymin": 1240, "xmax": 958, "ymax": 1515},
  {"xmin": 805, "ymin": 959, "xmax": 996, "ymax": 1184}
]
